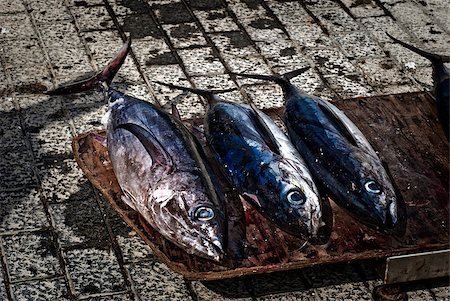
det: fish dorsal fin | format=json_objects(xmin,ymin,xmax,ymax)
[
  {"xmin": 117, "ymin": 123, "xmax": 173, "ymax": 173},
  {"xmin": 249, "ymin": 102, "xmax": 281, "ymax": 155},
  {"xmin": 171, "ymin": 103, "xmax": 181, "ymax": 120},
  {"xmin": 316, "ymin": 100, "xmax": 359, "ymax": 147}
]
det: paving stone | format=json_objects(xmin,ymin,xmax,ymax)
[
  {"xmin": 287, "ymin": 67, "xmax": 327, "ymax": 96},
  {"xmin": 305, "ymin": 47, "xmax": 357, "ymax": 75},
  {"xmin": 191, "ymin": 281, "xmax": 252, "ymax": 301},
  {"xmin": 407, "ymin": 289, "xmax": 435, "ymax": 301},
  {"xmin": 314, "ymin": 282, "xmax": 372, "ymax": 300},
  {"xmin": 0, "ymin": 14, "xmax": 36, "ymax": 40},
  {"xmin": 223, "ymin": 55, "xmax": 272, "ymax": 85},
  {"xmin": 7, "ymin": 65, "xmax": 53, "ymax": 94},
  {"xmin": 0, "ymin": 143, "xmax": 38, "ymax": 190},
  {"xmin": 193, "ymin": 9, "xmax": 240, "ymax": 33},
  {"xmin": 383, "ymin": 42, "xmax": 431, "ymax": 69},
  {"xmin": 266, "ymin": 0, "xmax": 310, "ymax": 25},
  {"xmin": 244, "ymin": 21, "xmax": 287, "ymax": 43},
  {"xmin": 0, "ymin": 190, "xmax": 48, "ymax": 233},
  {"xmin": 28, "ymin": 121, "xmax": 73, "ymax": 160},
  {"xmin": 374, "ymin": 83, "xmax": 420, "ymax": 95},
  {"xmin": 116, "ymin": 233, "xmax": 153, "ymax": 263},
  {"xmin": 0, "ymin": 268, "xmax": 8, "ymax": 301},
  {"xmin": 116, "ymin": 13, "xmax": 164, "ymax": 41},
  {"xmin": 39, "ymin": 158, "xmax": 88, "ymax": 203},
  {"xmin": 325, "ymin": 74, "xmax": 373, "ymax": 97},
  {"xmin": 256, "ymin": 290, "xmax": 316, "ymax": 301},
  {"xmin": 178, "ymin": 47, "xmax": 226, "ymax": 75},
  {"xmin": 356, "ymin": 57, "xmax": 410, "ymax": 87},
  {"xmin": 287, "ymin": 23, "xmax": 335, "ymax": 48},
  {"xmin": 153, "ymin": 1, "xmax": 194, "ymax": 24},
  {"xmin": 127, "ymin": 260, "xmax": 192, "ymax": 301},
  {"xmin": 11, "ymin": 277, "xmax": 70, "ymax": 301},
  {"xmin": 304, "ymin": 0, "xmax": 342, "ymax": 10},
  {"xmin": 244, "ymin": 83, "xmax": 284, "ymax": 109},
  {"xmin": 0, "ymin": 0, "xmax": 26, "ymax": 13},
  {"xmin": 0, "ymin": 108, "xmax": 22, "ymax": 147},
  {"xmin": 29, "ymin": 0, "xmax": 72, "ymax": 24},
  {"xmin": 432, "ymin": 286, "xmax": 450, "ymax": 301},
  {"xmin": 3, "ymin": 232, "xmax": 61, "ymax": 281},
  {"xmin": 313, "ymin": 9, "xmax": 360, "ymax": 33},
  {"xmin": 65, "ymin": 248, "xmax": 126, "ymax": 296},
  {"xmin": 70, "ymin": 105, "xmax": 107, "ymax": 134},
  {"xmin": 163, "ymin": 22, "xmax": 208, "ymax": 48},
  {"xmin": 110, "ymin": 0, "xmax": 150, "ymax": 16},
  {"xmin": 334, "ymin": 31, "xmax": 385, "ymax": 59},
  {"xmin": 83, "ymin": 293, "xmax": 133, "ymax": 301},
  {"xmin": 227, "ymin": 1, "xmax": 268, "ymax": 21},
  {"xmin": 359, "ymin": 16, "xmax": 411, "ymax": 44},
  {"xmin": 72, "ymin": 5, "xmax": 115, "ymax": 32},
  {"xmin": 387, "ymin": 1, "xmax": 431, "ymax": 30},
  {"xmin": 132, "ymin": 39, "xmax": 174, "ymax": 68},
  {"xmin": 0, "ymin": 69, "xmax": 10, "ymax": 96},
  {"xmin": 210, "ymin": 32, "xmax": 258, "ymax": 58},
  {"xmin": 191, "ymin": 74, "xmax": 244, "ymax": 103},
  {"xmin": 49, "ymin": 193, "xmax": 110, "ymax": 248},
  {"xmin": 2, "ymin": 38, "xmax": 46, "ymax": 69},
  {"xmin": 67, "ymin": 0, "xmax": 104, "ymax": 5},
  {"xmin": 340, "ymin": 0, "xmax": 385, "ymax": 18},
  {"xmin": 408, "ymin": 24, "xmax": 450, "ymax": 51}
]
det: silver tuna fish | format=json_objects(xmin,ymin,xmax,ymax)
[
  {"xmin": 154, "ymin": 81, "xmax": 323, "ymax": 238},
  {"xmin": 46, "ymin": 38, "xmax": 227, "ymax": 262}
]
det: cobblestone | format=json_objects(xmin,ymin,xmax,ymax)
[{"xmin": 0, "ymin": 0, "xmax": 448, "ymax": 300}]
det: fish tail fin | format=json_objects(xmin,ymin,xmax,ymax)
[
  {"xmin": 386, "ymin": 32, "xmax": 450, "ymax": 64},
  {"xmin": 232, "ymin": 67, "xmax": 310, "ymax": 87},
  {"xmin": 45, "ymin": 37, "xmax": 131, "ymax": 95},
  {"xmin": 280, "ymin": 66, "xmax": 311, "ymax": 80},
  {"xmin": 154, "ymin": 81, "xmax": 235, "ymax": 105},
  {"xmin": 231, "ymin": 72, "xmax": 286, "ymax": 85}
]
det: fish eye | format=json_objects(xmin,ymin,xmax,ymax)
[
  {"xmin": 286, "ymin": 191, "xmax": 306, "ymax": 205},
  {"xmin": 194, "ymin": 206, "xmax": 215, "ymax": 221},
  {"xmin": 364, "ymin": 180, "xmax": 382, "ymax": 194}
]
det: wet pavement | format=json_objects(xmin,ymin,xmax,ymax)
[{"xmin": 0, "ymin": 0, "xmax": 449, "ymax": 300}]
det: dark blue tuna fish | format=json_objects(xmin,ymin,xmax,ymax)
[
  {"xmin": 46, "ymin": 38, "xmax": 226, "ymax": 262},
  {"xmin": 387, "ymin": 33, "xmax": 449, "ymax": 138},
  {"xmin": 154, "ymin": 81, "xmax": 323, "ymax": 238},
  {"xmin": 233, "ymin": 69, "xmax": 406, "ymax": 233}
]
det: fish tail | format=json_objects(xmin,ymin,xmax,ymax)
[
  {"xmin": 232, "ymin": 66, "xmax": 310, "ymax": 86},
  {"xmin": 386, "ymin": 32, "xmax": 450, "ymax": 64},
  {"xmin": 45, "ymin": 37, "xmax": 131, "ymax": 95},
  {"xmin": 153, "ymin": 81, "xmax": 235, "ymax": 105}
]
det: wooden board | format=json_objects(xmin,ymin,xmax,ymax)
[{"xmin": 72, "ymin": 92, "xmax": 449, "ymax": 281}]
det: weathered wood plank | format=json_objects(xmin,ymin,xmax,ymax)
[{"xmin": 72, "ymin": 92, "xmax": 449, "ymax": 280}]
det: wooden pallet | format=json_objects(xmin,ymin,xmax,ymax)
[{"xmin": 72, "ymin": 91, "xmax": 449, "ymax": 281}]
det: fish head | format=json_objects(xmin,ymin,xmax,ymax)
[
  {"xmin": 278, "ymin": 160, "xmax": 323, "ymax": 236},
  {"xmin": 251, "ymin": 159, "xmax": 322, "ymax": 238},
  {"xmin": 150, "ymin": 173, "xmax": 226, "ymax": 262},
  {"xmin": 355, "ymin": 172, "xmax": 399, "ymax": 229}
]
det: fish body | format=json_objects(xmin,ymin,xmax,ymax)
[
  {"xmin": 153, "ymin": 81, "xmax": 323, "ymax": 238},
  {"xmin": 46, "ymin": 39, "xmax": 226, "ymax": 262},
  {"xmin": 387, "ymin": 33, "xmax": 450, "ymax": 137},
  {"xmin": 233, "ymin": 70, "xmax": 405, "ymax": 232}
]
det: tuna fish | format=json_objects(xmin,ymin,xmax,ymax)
[
  {"xmin": 387, "ymin": 33, "xmax": 449, "ymax": 138},
  {"xmin": 233, "ymin": 69, "xmax": 406, "ymax": 234},
  {"xmin": 154, "ymin": 81, "xmax": 323, "ymax": 238},
  {"xmin": 46, "ymin": 38, "xmax": 227, "ymax": 262}
]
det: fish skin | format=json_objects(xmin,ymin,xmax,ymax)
[
  {"xmin": 387, "ymin": 33, "xmax": 449, "ymax": 138},
  {"xmin": 106, "ymin": 90, "xmax": 226, "ymax": 261},
  {"xmin": 46, "ymin": 38, "xmax": 227, "ymax": 262},
  {"xmin": 154, "ymin": 81, "xmax": 323, "ymax": 238},
  {"xmin": 233, "ymin": 70, "xmax": 405, "ymax": 233}
]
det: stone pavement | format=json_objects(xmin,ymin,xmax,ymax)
[{"xmin": 0, "ymin": 0, "xmax": 449, "ymax": 300}]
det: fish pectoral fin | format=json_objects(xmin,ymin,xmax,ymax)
[
  {"xmin": 116, "ymin": 123, "xmax": 174, "ymax": 173},
  {"xmin": 248, "ymin": 102, "xmax": 281, "ymax": 155},
  {"xmin": 316, "ymin": 101, "xmax": 359, "ymax": 147},
  {"xmin": 241, "ymin": 192, "xmax": 262, "ymax": 208}
]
